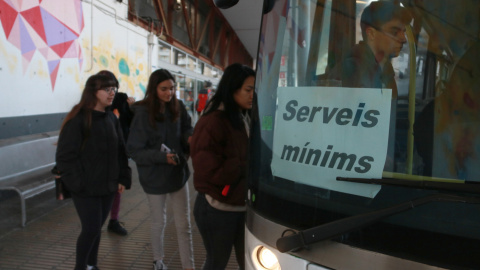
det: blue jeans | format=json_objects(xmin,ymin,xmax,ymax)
[{"xmin": 193, "ymin": 193, "xmax": 245, "ymax": 270}]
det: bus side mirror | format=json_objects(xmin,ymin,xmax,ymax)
[
  {"xmin": 214, "ymin": 0, "xmax": 275, "ymax": 14},
  {"xmin": 263, "ymin": 0, "xmax": 275, "ymax": 14},
  {"xmin": 213, "ymin": 0, "xmax": 239, "ymax": 9}
]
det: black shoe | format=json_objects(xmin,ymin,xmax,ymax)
[{"xmin": 107, "ymin": 219, "xmax": 128, "ymax": 236}]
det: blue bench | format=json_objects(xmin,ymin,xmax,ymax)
[{"xmin": 0, "ymin": 131, "xmax": 58, "ymax": 227}]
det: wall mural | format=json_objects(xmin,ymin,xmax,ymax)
[
  {"xmin": 0, "ymin": 0, "xmax": 84, "ymax": 90},
  {"xmin": 88, "ymin": 35, "xmax": 149, "ymax": 97}
]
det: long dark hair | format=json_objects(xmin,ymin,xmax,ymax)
[
  {"xmin": 204, "ymin": 63, "xmax": 255, "ymax": 128},
  {"xmin": 60, "ymin": 74, "xmax": 116, "ymax": 133},
  {"xmin": 136, "ymin": 69, "xmax": 180, "ymax": 127},
  {"xmin": 97, "ymin": 70, "xmax": 119, "ymax": 88}
]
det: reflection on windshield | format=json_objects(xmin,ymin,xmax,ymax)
[
  {"xmin": 256, "ymin": 0, "xmax": 480, "ymax": 183},
  {"xmin": 250, "ymin": 0, "xmax": 480, "ymax": 268}
]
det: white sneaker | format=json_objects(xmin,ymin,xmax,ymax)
[{"xmin": 153, "ymin": 260, "xmax": 167, "ymax": 270}]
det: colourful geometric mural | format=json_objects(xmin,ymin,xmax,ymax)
[
  {"xmin": 0, "ymin": 0, "xmax": 84, "ymax": 90},
  {"xmin": 89, "ymin": 35, "xmax": 149, "ymax": 97}
]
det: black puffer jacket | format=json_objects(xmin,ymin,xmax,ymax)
[{"xmin": 56, "ymin": 109, "xmax": 132, "ymax": 196}]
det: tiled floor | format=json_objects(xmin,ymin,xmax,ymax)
[{"xmin": 0, "ymin": 161, "xmax": 240, "ymax": 270}]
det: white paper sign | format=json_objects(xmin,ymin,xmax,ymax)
[{"xmin": 271, "ymin": 86, "xmax": 392, "ymax": 198}]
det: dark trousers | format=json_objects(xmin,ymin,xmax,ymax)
[
  {"xmin": 110, "ymin": 191, "xmax": 121, "ymax": 220},
  {"xmin": 72, "ymin": 193, "xmax": 115, "ymax": 270},
  {"xmin": 193, "ymin": 193, "xmax": 245, "ymax": 270}
]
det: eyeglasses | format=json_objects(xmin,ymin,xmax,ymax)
[
  {"xmin": 101, "ymin": 87, "xmax": 118, "ymax": 94},
  {"xmin": 375, "ymin": 26, "xmax": 407, "ymax": 42}
]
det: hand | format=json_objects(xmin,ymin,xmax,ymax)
[
  {"xmin": 166, "ymin": 153, "xmax": 178, "ymax": 165},
  {"xmin": 187, "ymin": 136, "xmax": 192, "ymax": 145},
  {"xmin": 118, "ymin": 184, "xmax": 125, "ymax": 193},
  {"xmin": 126, "ymin": 97, "xmax": 135, "ymax": 106}
]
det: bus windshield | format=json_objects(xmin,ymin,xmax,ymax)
[{"xmin": 248, "ymin": 0, "xmax": 480, "ymax": 268}]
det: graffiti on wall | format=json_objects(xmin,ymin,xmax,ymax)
[
  {"xmin": 0, "ymin": 0, "xmax": 84, "ymax": 90},
  {"xmin": 85, "ymin": 35, "xmax": 149, "ymax": 98}
]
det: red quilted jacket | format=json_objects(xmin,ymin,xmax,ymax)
[{"xmin": 190, "ymin": 110, "xmax": 249, "ymax": 206}]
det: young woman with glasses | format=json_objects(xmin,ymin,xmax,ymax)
[
  {"xmin": 97, "ymin": 70, "xmax": 134, "ymax": 237},
  {"xmin": 55, "ymin": 74, "xmax": 131, "ymax": 270}
]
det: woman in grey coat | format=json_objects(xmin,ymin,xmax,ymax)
[{"xmin": 127, "ymin": 69, "xmax": 194, "ymax": 270}]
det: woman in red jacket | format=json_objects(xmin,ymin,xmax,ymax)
[{"xmin": 190, "ymin": 63, "xmax": 255, "ymax": 270}]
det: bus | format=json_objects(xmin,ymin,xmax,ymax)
[{"xmin": 245, "ymin": 0, "xmax": 480, "ymax": 269}]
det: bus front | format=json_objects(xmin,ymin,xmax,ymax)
[{"xmin": 246, "ymin": 0, "xmax": 480, "ymax": 269}]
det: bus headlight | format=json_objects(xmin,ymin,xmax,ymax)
[{"xmin": 252, "ymin": 245, "xmax": 281, "ymax": 270}]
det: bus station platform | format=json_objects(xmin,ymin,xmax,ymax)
[{"xmin": 0, "ymin": 161, "xmax": 239, "ymax": 270}]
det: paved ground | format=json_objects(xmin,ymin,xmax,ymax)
[{"xmin": 0, "ymin": 161, "xmax": 239, "ymax": 270}]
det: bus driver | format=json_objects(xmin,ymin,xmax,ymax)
[
  {"xmin": 329, "ymin": 1, "xmax": 412, "ymax": 171},
  {"xmin": 335, "ymin": 1, "xmax": 412, "ymax": 98}
]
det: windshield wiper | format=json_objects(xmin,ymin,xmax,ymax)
[
  {"xmin": 276, "ymin": 194, "xmax": 480, "ymax": 253},
  {"xmin": 337, "ymin": 176, "xmax": 480, "ymax": 194}
]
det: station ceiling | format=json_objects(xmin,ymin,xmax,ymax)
[{"xmin": 218, "ymin": 0, "xmax": 263, "ymax": 59}]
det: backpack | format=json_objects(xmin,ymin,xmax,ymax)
[{"xmin": 196, "ymin": 89, "xmax": 209, "ymax": 113}]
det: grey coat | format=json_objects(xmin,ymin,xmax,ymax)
[{"xmin": 127, "ymin": 101, "xmax": 193, "ymax": 194}]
